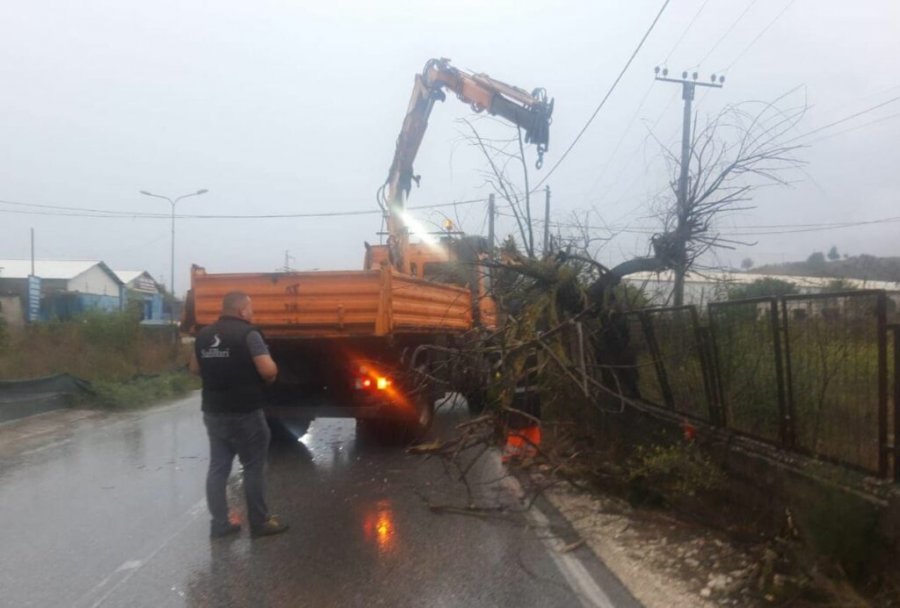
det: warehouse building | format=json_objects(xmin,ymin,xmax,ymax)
[
  {"xmin": 0, "ymin": 260, "xmax": 124, "ymax": 324},
  {"xmin": 113, "ymin": 270, "xmax": 165, "ymax": 322}
]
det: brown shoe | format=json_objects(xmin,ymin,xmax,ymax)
[{"xmin": 250, "ymin": 516, "xmax": 289, "ymax": 538}]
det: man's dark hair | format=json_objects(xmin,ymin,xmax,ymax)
[{"xmin": 222, "ymin": 291, "xmax": 250, "ymax": 314}]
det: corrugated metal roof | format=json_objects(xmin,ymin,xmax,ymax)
[{"xmin": 0, "ymin": 260, "xmax": 123, "ymax": 283}]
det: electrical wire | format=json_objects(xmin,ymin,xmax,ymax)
[
  {"xmin": 0, "ymin": 197, "xmax": 486, "ymax": 220},
  {"xmin": 801, "ymin": 111, "xmax": 900, "ymax": 145},
  {"xmin": 533, "ymin": 0, "xmax": 672, "ymax": 190},
  {"xmin": 722, "ymin": 0, "xmax": 795, "ymax": 72},
  {"xmin": 662, "ymin": 0, "xmax": 711, "ymax": 65},
  {"xmin": 695, "ymin": 0, "xmax": 758, "ymax": 68},
  {"xmin": 785, "ymin": 95, "xmax": 900, "ymax": 144}
]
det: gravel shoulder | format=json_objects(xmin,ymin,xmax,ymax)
[{"xmin": 544, "ymin": 482, "xmax": 766, "ymax": 608}]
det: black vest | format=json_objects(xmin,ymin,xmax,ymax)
[{"xmin": 195, "ymin": 316, "xmax": 267, "ymax": 414}]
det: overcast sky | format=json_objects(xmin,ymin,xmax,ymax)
[{"xmin": 1, "ymin": 0, "xmax": 898, "ymax": 295}]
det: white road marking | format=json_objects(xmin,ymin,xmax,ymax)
[
  {"xmin": 498, "ymin": 463, "xmax": 618, "ymax": 608},
  {"xmin": 74, "ymin": 497, "xmax": 207, "ymax": 608}
]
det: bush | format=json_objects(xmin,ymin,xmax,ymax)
[
  {"xmin": 91, "ymin": 372, "xmax": 199, "ymax": 409},
  {"xmin": 0, "ymin": 310, "xmax": 182, "ymax": 382},
  {"xmin": 627, "ymin": 440, "xmax": 725, "ymax": 505}
]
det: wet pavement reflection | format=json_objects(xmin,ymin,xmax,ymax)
[{"xmin": 0, "ymin": 394, "xmax": 638, "ymax": 608}]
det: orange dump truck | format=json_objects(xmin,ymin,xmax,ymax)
[
  {"xmin": 181, "ymin": 59, "xmax": 551, "ymax": 441},
  {"xmin": 182, "ymin": 239, "xmax": 495, "ymax": 441}
]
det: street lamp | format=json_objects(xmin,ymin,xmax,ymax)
[{"xmin": 139, "ymin": 188, "xmax": 208, "ymax": 305}]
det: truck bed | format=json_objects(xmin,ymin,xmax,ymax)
[{"xmin": 187, "ymin": 265, "xmax": 474, "ymax": 338}]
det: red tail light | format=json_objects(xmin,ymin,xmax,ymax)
[{"xmin": 354, "ymin": 366, "xmax": 392, "ymax": 391}]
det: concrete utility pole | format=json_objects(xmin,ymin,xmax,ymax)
[
  {"xmin": 654, "ymin": 67, "xmax": 724, "ymax": 305},
  {"xmin": 139, "ymin": 189, "xmax": 208, "ymax": 305}
]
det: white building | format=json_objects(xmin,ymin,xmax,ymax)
[
  {"xmin": 622, "ymin": 270, "xmax": 900, "ymax": 307},
  {"xmin": 0, "ymin": 260, "xmax": 124, "ymax": 323}
]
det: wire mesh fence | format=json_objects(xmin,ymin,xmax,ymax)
[
  {"xmin": 642, "ymin": 307, "xmax": 712, "ymax": 422},
  {"xmin": 782, "ymin": 292, "xmax": 887, "ymax": 474},
  {"xmin": 622, "ymin": 290, "xmax": 894, "ymax": 478},
  {"xmin": 708, "ymin": 298, "xmax": 785, "ymax": 445}
]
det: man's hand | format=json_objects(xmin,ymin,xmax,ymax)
[
  {"xmin": 189, "ymin": 350, "xmax": 201, "ymax": 376},
  {"xmin": 253, "ymin": 354, "xmax": 279, "ymax": 384}
]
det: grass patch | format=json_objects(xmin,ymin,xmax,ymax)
[
  {"xmin": 88, "ymin": 372, "xmax": 200, "ymax": 410},
  {"xmin": 0, "ymin": 307, "xmax": 199, "ymax": 410}
]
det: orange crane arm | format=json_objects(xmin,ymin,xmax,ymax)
[{"xmin": 381, "ymin": 58, "xmax": 553, "ymax": 273}]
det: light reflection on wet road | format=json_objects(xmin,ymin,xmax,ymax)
[{"xmin": 0, "ymin": 394, "xmax": 639, "ymax": 608}]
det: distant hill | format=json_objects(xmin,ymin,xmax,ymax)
[{"xmin": 753, "ymin": 255, "xmax": 900, "ymax": 283}]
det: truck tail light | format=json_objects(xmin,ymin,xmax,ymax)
[{"xmin": 354, "ymin": 366, "xmax": 392, "ymax": 391}]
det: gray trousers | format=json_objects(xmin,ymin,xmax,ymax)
[{"xmin": 203, "ymin": 409, "xmax": 271, "ymax": 530}]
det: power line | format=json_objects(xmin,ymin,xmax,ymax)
[
  {"xmin": 494, "ymin": 206, "xmax": 900, "ymax": 236},
  {"xmin": 786, "ymin": 95, "xmax": 900, "ymax": 144},
  {"xmin": 662, "ymin": 0, "xmax": 711, "ymax": 65},
  {"xmin": 0, "ymin": 197, "xmax": 486, "ymax": 220},
  {"xmin": 533, "ymin": 0, "xmax": 672, "ymax": 190},
  {"xmin": 696, "ymin": 0, "xmax": 758, "ymax": 68},
  {"xmin": 802, "ymin": 110, "xmax": 900, "ymax": 145},
  {"xmin": 723, "ymin": 0, "xmax": 795, "ymax": 72}
]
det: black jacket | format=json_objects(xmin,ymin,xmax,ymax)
[{"xmin": 195, "ymin": 316, "xmax": 267, "ymax": 414}]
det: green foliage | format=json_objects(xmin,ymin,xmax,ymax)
[
  {"xmin": 627, "ymin": 441, "xmax": 725, "ymax": 504},
  {"xmin": 755, "ymin": 254, "xmax": 900, "ymax": 283},
  {"xmin": 612, "ymin": 283, "xmax": 649, "ymax": 311},
  {"xmin": 0, "ymin": 310, "xmax": 181, "ymax": 382},
  {"xmin": 824, "ymin": 278, "xmax": 857, "ymax": 292},
  {"xmin": 728, "ymin": 277, "xmax": 799, "ymax": 300},
  {"xmin": 91, "ymin": 372, "xmax": 199, "ymax": 409},
  {"xmin": 827, "ymin": 245, "xmax": 840, "ymax": 261},
  {"xmin": 75, "ymin": 305, "xmax": 143, "ymax": 353},
  {"xmin": 807, "ymin": 251, "xmax": 827, "ymax": 268}
]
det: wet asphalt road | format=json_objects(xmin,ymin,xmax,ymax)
[{"xmin": 0, "ymin": 394, "xmax": 640, "ymax": 608}]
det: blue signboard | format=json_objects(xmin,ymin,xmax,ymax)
[{"xmin": 27, "ymin": 275, "xmax": 41, "ymax": 322}]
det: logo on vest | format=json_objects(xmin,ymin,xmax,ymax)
[{"xmin": 201, "ymin": 334, "xmax": 230, "ymax": 359}]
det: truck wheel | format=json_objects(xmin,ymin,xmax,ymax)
[
  {"xmin": 365, "ymin": 389, "xmax": 435, "ymax": 445},
  {"xmin": 266, "ymin": 416, "xmax": 311, "ymax": 441}
]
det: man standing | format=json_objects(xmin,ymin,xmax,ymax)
[{"xmin": 189, "ymin": 291, "xmax": 289, "ymax": 539}]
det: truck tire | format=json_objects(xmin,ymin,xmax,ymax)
[
  {"xmin": 363, "ymin": 388, "xmax": 435, "ymax": 445},
  {"xmin": 266, "ymin": 416, "xmax": 311, "ymax": 441}
]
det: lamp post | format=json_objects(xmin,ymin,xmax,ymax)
[{"xmin": 139, "ymin": 188, "xmax": 208, "ymax": 305}]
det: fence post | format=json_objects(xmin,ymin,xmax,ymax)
[
  {"xmin": 779, "ymin": 298, "xmax": 798, "ymax": 451},
  {"xmin": 891, "ymin": 324, "xmax": 900, "ymax": 483},
  {"xmin": 877, "ymin": 293, "xmax": 888, "ymax": 478},
  {"xmin": 692, "ymin": 308, "xmax": 721, "ymax": 426},
  {"xmin": 770, "ymin": 298, "xmax": 794, "ymax": 449},
  {"xmin": 706, "ymin": 304, "xmax": 729, "ymax": 428},
  {"xmin": 639, "ymin": 311, "xmax": 675, "ymax": 409}
]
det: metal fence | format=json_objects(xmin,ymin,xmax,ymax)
[{"xmin": 619, "ymin": 290, "xmax": 897, "ymax": 479}]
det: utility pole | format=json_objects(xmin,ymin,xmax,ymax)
[
  {"xmin": 654, "ymin": 67, "xmax": 724, "ymax": 305},
  {"xmin": 487, "ymin": 194, "xmax": 495, "ymax": 261},
  {"xmin": 30, "ymin": 228, "xmax": 35, "ymax": 276},
  {"xmin": 543, "ymin": 186, "xmax": 551, "ymax": 257},
  {"xmin": 282, "ymin": 250, "xmax": 295, "ymax": 272}
]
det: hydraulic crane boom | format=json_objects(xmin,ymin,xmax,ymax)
[{"xmin": 380, "ymin": 58, "xmax": 553, "ymax": 274}]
